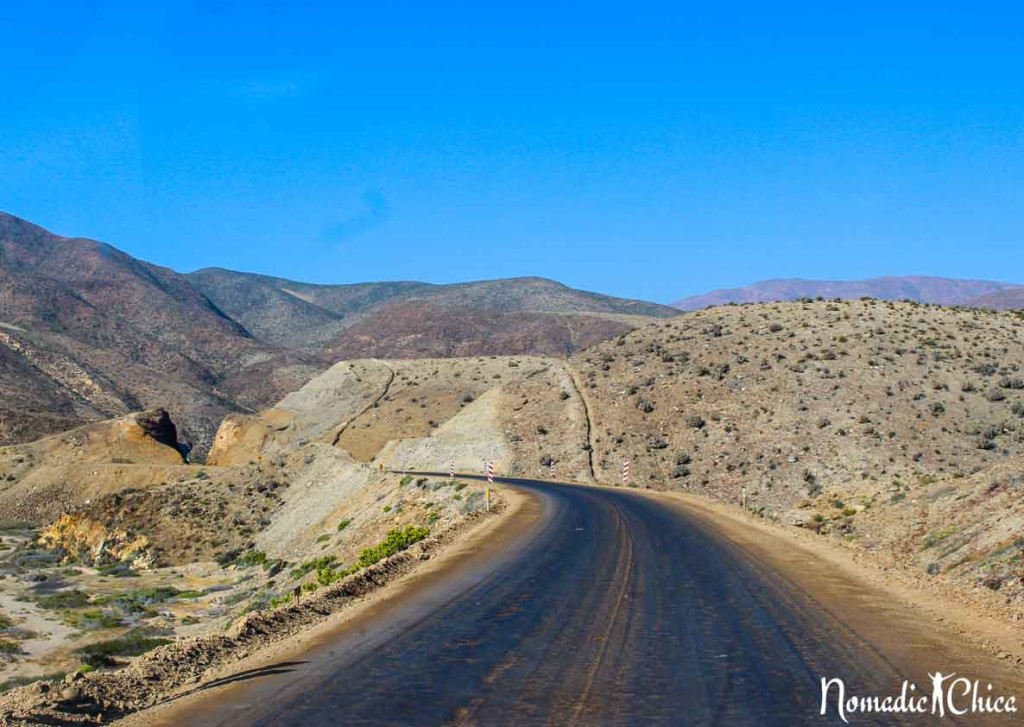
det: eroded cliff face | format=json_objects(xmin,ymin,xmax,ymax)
[{"xmin": 38, "ymin": 513, "xmax": 153, "ymax": 568}]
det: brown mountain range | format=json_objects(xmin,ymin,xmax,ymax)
[{"xmin": 186, "ymin": 268, "xmax": 678, "ymax": 352}]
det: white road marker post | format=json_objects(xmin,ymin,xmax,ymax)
[
  {"xmin": 622, "ymin": 458, "xmax": 631, "ymax": 486},
  {"xmin": 742, "ymin": 486, "xmax": 747, "ymax": 513},
  {"xmin": 449, "ymin": 461, "xmax": 455, "ymax": 479},
  {"xmin": 486, "ymin": 461, "xmax": 494, "ymax": 512}
]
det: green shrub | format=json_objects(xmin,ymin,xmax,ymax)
[
  {"xmin": 355, "ymin": 526, "xmax": 429, "ymax": 569},
  {"xmin": 75, "ymin": 629, "xmax": 172, "ymax": 667},
  {"xmin": 99, "ymin": 586, "xmax": 182, "ymax": 614},
  {"xmin": 233, "ymin": 550, "xmax": 269, "ymax": 569},
  {"xmin": 37, "ymin": 590, "xmax": 89, "ymax": 610},
  {"xmin": 0, "ymin": 639, "xmax": 21, "ymax": 655},
  {"xmin": 63, "ymin": 609, "xmax": 123, "ymax": 630},
  {"xmin": 291, "ymin": 555, "xmax": 337, "ymax": 580}
]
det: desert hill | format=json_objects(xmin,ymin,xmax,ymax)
[
  {"xmin": 574, "ymin": 299, "xmax": 1024, "ymax": 500},
  {"xmin": 672, "ymin": 275, "xmax": 1022, "ymax": 311}
]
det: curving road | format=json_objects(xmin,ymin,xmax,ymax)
[{"xmin": 156, "ymin": 477, "xmax": 1023, "ymax": 726}]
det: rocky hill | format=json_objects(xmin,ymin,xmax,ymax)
[
  {"xmin": 673, "ymin": 275, "xmax": 1021, "ymax": 311},
  {"xmin": 574, "ymin": 299, "xmax": 1024, "ymax": 499}
]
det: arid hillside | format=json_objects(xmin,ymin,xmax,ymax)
[
  {"xmin": 188, "ymin": 269, "xmax": 676, "ymax": 347},
  {"xmin": 0, "ymin": 358, "xmax": 508, "ymax": 690},
  {"xmin": 322, "ymin": 303, "xmax": 649, "ymax": 359},
  {"xmin": 189, "ymin": 268, "xmax": 677, "ymax": 356},
  {"xmin": 575, "ymin": 299, "xmax": 1024, "ymax": 499},
  {"xmin": 0, "ymin": 213, "xmax": 326, "ymax": 455}
]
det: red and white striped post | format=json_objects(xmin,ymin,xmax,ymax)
[
  {"xmin": 549, "ymin": 463, "xmax": 556, "ymax": 480},
  {"xmin": 449, "ymin": 462, "xmax": 455, "ymax": 479},
  {"xmin": 622, "ymin": 458, "xmax": 631, "ymax": 486},
  {"xmin": 485, "ymin": 461, "xmax": 494, "ymax": 512}
]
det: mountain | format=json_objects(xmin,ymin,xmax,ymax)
[
  {"xmin": 0, "ymin": 212, "xmax": 675, "ymax": 453},
  {"xmin": 965, "ymin": 287, "xmax": 1024, "ymax": 310},
  {"xmin": 0, "ymin": 212, "xmax": 325, "ymax": 454},
  {"xmin": 186, "ymin": 269, "xmax": 678, "ymax": 352},
  {"xmin": 672, "ymin": 276, "xmax": 1020, "ymax": 311},
  {"xmin": 322, "ymin": 302, "xmax": 649, "ymax": 359}
]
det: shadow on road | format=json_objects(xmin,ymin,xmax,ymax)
[{"xmin": 198, "ymin": 661, "xmax": 309, "ymax": 692}]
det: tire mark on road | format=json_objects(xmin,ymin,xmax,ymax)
[{"xmin": 569, "ymin": 496, "xmax": 636, "ymax": 724}]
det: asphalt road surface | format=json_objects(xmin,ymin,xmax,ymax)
[{"xmin": 161, "ymin": 477, "xmax": 1023, "ymax": 726}]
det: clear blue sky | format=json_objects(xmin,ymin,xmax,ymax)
[{"xmin": 2, "ymin": 1, "xmax": 1022, "ymax": 303}]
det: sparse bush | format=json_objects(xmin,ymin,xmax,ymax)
[
  {"xmin": 986, "ymin": 388, "xmax": 1006, "ymax": 402},
  {"xmin": 645, "ymin": 435, "xmax": 669, "ymax": 451},
  {"xmin": 76, "ymin": 628, "xmax": 172, "ymax": 668},
  {"xmin": 355, "ymin": 525, "xmax": 430, "ymax": 569},
  {"xmin": 36, "ymin": 590, "xmax": 89, "ymax": 610}
]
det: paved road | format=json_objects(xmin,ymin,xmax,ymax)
[{"xmin": 166, "ymin": 477, "xmax": 1021, "ymax": 726}]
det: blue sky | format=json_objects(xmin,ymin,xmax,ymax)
[{"xmin": 2, "ymin": 1, "xmax": 1022, "ymax": 303}]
